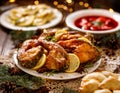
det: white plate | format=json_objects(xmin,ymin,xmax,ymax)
[
  {"xmin": 0, "ymin": 7, "xmax": 63, "ymax": 31},
  {"xmin": 65, "ymin": 9, "xmax": 120, "ymax": 34},
  {"xmin": 13, "ymin": 51, "xmax": 101, "ymax": 80}
]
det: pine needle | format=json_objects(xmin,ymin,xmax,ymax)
[{"xmin": 0, "ymin": 65, "xmax": 43, "ymax": 90}]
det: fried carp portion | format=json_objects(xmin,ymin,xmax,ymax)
[
  {"xmin": 38, "ymin": 40, "xmax": 69, "ymax": 72},
  {"xmin": 57, "ymin": 31, "xmax": 84, "ymax": 40},
  {"xmin": 17, "ymin": 38, "xmax": 69, "ymax": 72},
  {"xmin": 38, "ymin": 30, "xmax": 99, "ymax": 64},
  {"xmin": 17, "ymin": 39, "xmax": 44, "ymax": 68},
  {"xmin": 74, "ymin": 43, "xmax": 99, "ymax": 63},
  {"xmin": 57, "ymin": 39, "xmax": 99, "ymax": 64},
  {"xmin": 38, "ymin": 30, "xmax": 86, "ymax": 41}
]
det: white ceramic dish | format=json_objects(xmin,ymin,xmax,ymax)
[
  {"xmin": 0, "ymin": 7, "xmax": 63, "ymax": 31},
  {"xmin": 65, "ymin": 9, "xmax": 120, "ymax": 34},
  {"xmin": 13, "ymin": 51, "xmax": 101, "ymax": 80}
]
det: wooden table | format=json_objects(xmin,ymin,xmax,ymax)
[{"xmin": 0, "ymin": 26, "xmax": 14, "ymax": 55}]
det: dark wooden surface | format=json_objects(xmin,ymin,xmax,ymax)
[{"xmin": 0, "ymin": 26, "xmax": 14, "ymax": 55}]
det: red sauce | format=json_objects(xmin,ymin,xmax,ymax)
[{"xmin": 74, "ymin": 16, "xmax": 118, "ymax": 31}]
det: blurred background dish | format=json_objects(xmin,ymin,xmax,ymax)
[
  {"xmin": 65, "ymin": 9, "xmax": 120, "ymax": 34},
  {"xmin": 0, "ymin": 5, "xmax": 63, "ymax": 31}
]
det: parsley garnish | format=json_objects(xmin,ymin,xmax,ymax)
[{"xmin": 92, "ymin": 21, "xmax": 103, "ymax": 26}]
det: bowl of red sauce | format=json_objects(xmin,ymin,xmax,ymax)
[{"xmin": 65, "ymin": 9, "xmax": 120, "ymax": 34}]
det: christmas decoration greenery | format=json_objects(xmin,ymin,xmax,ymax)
[
  {"xmin": 94, "ymin": 31, "xmax": 120, "ymax": 49},
  {"xmin": 10, "ymin": 30, "xmax": 36, "ymax": 47},
  {"xmin": 0, "ymin": 65, "xmax": 43, "ymax": 90},
  {"xmin": 0, "ymin": 64, "xmax": 79, "ymax": 93}
]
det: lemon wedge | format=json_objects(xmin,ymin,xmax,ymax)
[
  {"xmin": 65, "ymin": 53, "xmax": 80, "ymax": 73},
  {"xmin": 54, "ymin": 29, "xmax": 67, "ymax": 39},
  {"xmin": 78, "ymin": 37, "xmax": 92, "ymax": 45},
  {"xmin": 32, "ymin": 54, "xmax": 46, "ymax": 70}
]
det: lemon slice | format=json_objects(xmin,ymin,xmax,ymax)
[
  {"xmin": 65, "ymin": 53, "xmax": 80, "ymax": 73},
  {"xmin": 32, "ymin": 54, "xmax": 46, "ymax": 70},
  {"xmin": 55, "ymin": 29, "xmax": 67, "ymax": 39},
  {"xmin": 78, "ymin": 37, "xmax": 92, "ymax": 45}
]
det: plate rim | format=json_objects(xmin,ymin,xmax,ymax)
[
  {"xmin": 13, "ymin": 51, "xmax": 101, "ymax": 80},
  {"xmin": 0, "ymin": 6, "xmax": 63, "ymax": 31},
  {"xmin": 65, "ymin": 9, "xmax": 120, "ymax": 34}
]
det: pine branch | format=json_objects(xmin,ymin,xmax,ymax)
[
  {"xmin": 94, "ymin": 31, "xmax": 120, "ymax": 49},
  {"xmin": 0, "ymin": 65, "xmax": 43, "ymax": 90},
  {"xmin": 0, "ymin": 65, "xmax": 10, "ymax": 76},
  {"xmin": 16, "ymin": 74, "xmax": 43, "ymax": 90},
  {"xmin": 10, "ymin": 30, "xmax": 36, "ymax": 47},
  {"xmin": 116, "ymin": 31, "xmax": 120, "ymax": 38}
]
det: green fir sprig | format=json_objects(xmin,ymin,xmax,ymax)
[
  {"xmin": 0, "ymin": 65, "xmax": 43, "ymax": 90},
  {"xmin": 94, "ymin": 31, "xmax": 120, "ymax": 49},
  {"xmin": 10, "ymin": 30, "xmax": 36, "ymax": 47}
]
